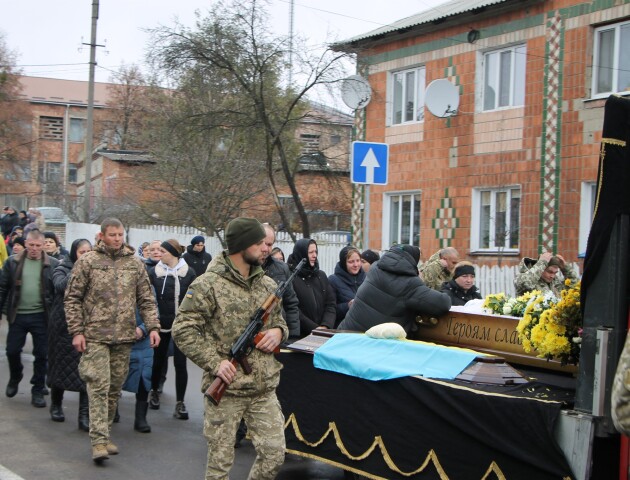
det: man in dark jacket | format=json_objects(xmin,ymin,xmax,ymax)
[
  {"xmin": 0, "ymin": 230, "xmax": 59, "ymax": 407},
  {"xmin": 182, "ymin": 235, "xmax": 213, "ymax": 276},
  {"xmin": 338, "ymin": 245, "xmax": 451, "ymax": 335},
  {"xmin": 261, "ymin": 224, "xmax": 300, "ymax": 338},
  {"xmin": 1, "ymin": 207, "xmax": 20, "ymax": 238}
]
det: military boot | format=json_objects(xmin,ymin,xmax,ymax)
[{"xmin": 92, "ymin": 444, "xmax": 109, "ymax": 463}]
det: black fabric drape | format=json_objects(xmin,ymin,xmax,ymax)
[
  {"xmin": 278, "ymin": 352, "xmax": 573, "ymax": 480},
  {"xmin": 581, "ymin": 95, "xmax": 630, "ymax": 310}
]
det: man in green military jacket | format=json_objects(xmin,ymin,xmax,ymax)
[{"xmin": 173, "ymin": 217, "xmax": 288, "ymax": 480}]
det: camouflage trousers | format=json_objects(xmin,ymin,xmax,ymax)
[
  {"xmin": 79, "ymin": 342, "xmax": 132, "ymax": 446},
  {"xmin": 203, "ymin": 390, "xmax": 285, "ymax": 480}
]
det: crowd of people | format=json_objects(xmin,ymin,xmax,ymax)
[{"xmin": 0, "ymin": 210, "xmax": 580, "ymax": 476}]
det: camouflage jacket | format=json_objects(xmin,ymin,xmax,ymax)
[
  {"xmin": 172, "ymin": 251, "xmax": 289, "ymax": 396},
  {"xmin": 513, "ymin": 257, "xmax": 579, "ymax": 297},
  {"xmin": 419, "ymin": 252, "xmax": 451, "ymax": 291},
  {"xmin": 65, "ymin": 242, "xmax": 159, "ymax": 344},
  {"xmin": 613, "ymin": 333, "xmax": 630, "ymax": 434}
]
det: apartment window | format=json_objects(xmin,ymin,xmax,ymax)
[
  {"xmin": 330, "ymin": 134, "xmax": 341, "ymax": 146},
  {"xmin": 578, "ymin": 182, "xmax": 597, "ymax": 255},
  {"xmin": 391, "ymin": 67, "xmax": 426, "ymax": 125},
  {"xmin": 471, "ymin": 187, "xmax": 520, "ymax": 252},
  {"xmin": 593, "ymin": 21, "xmax": 630, "ymax": 97},
  {"xmin": 482, "ymin": 45, "xmax": 526, "ymax": 111},
  {"xmin": 69, "ymin": 118, "xmax": 86, "ymax": 142},
  {"xmin": 300, "ymin": 134, "xmax": 320, "ymax": 154},
  {"xmin": 68, "ymin": 164, "xmax": 78, "ymax": 184},
  {"xmin": 38, "ymin": 162, "xmax": 62, "ymax": 183},
  {"xmin": 385, "ymin": 192, "xmax": 421, "ymax": 247},
  {"xmin": 39, "ymin": 116, "xmax": 64, "ymax": 140}
]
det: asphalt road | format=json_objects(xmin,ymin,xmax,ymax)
[{"xmin": 0, "ymin": 320, "xmax": 346, "ymax": 480}]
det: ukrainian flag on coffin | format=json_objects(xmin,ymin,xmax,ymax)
[{"xmin": 313, "ymin": 333, "xmax": 479, "ymax": 381}]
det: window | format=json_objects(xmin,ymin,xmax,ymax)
[
  {"xmin": 471, "ymin": 187, "xmax": 520, "ymax": 252},
  {"xmin": 38, "ymin": 162, "xmax": 62, "ymax": 183},
  {"xmin": 69, "ymin": 118, "xmax": 86, "ymax": 142},
  {"xmin": 578, "ymin": 182, "xmax": 597, "ymax": 256},
  {"xmin": 68, "ymin": 164, "xmax": 78, "ymax": 184},
  {"xmin": 593, "ymin": 21, "xmax": 630, "ymax": 97},
  {"xmin": 384, "ymin": 192, "xmax": 421, "ymax": 247},
  {"xmin": 300, "ymin": 134, "xmax": 320, "ymax": 155},
  {"xmin": 39, "ymin": 116, "xmax": 63, "ymax": 140},
  {"xmin": 482, "ymin": 45, "xmax": 526, "ymax": 111},
  {"xmin": 390, "ymin": 67, "xmax": 425, "ymax": 125}
]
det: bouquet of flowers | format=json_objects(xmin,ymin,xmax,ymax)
[
  {"xmin": 516, "ymin": 281, "xmax": 582, "ymax": 365},
  {"xmin": 482, "ymin": 290, "xmax": 540, "ymax": 318}
]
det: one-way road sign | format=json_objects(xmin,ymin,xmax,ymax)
[{"xmin": 351, "ymin": 141, "xmax": 388, "ymax": 185}]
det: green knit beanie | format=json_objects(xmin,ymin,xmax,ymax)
[{"xmin": 225, "ymin": 217, "xmax": 266, "ymax": 254}]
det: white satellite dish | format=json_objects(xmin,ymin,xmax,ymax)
[
  {"xmin": 425, "ymin": 79, "xmax": 459, "ymax": 118},
  {"xmin": 341, "ymin": 75, "xmax": 372, "ymax": 110}
]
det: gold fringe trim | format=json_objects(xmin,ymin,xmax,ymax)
[
  {"xmin": 482, "ymin": 461, "xmax": 507, "ymax": 480},
  {"xmin": 601, "ymin": 137, "xmax": 626, "ymax": 147},
  {"xmin": 284, "ymin": 413, "xmax": 514, "ymax": 479}
]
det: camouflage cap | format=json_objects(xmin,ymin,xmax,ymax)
[{"xmin": 226, "ymin": 217, "xmax": 266, "ymax": 254}]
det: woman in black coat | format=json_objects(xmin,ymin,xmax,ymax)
[
  {"xmin": 147, "ymin": 239, "xmax": 196, "ymax": 420},
  {"xmin": 440, "ymin": 261, "xmax": 482, "ymax": 306},
  {"xmin": 328, "ymin": 245, "xmax": 366, "ymax": 325},
  {"xmin": 287, "ymin": 238, "xmax": 336, "ymax": 338},
  {"xmin": 47, "ymin": 238, "xmax": 92, "ymax": 429}
]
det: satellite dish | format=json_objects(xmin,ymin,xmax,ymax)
[
  {"xmin": 425, "ymin": 79, "xmax": 459, "ymax": 118},
  {"xmin": 341, "ymin": 75, "xmax": 372, "ymax": 110}
]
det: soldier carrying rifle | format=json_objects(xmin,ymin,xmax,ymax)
[{"xmin": 172, "ymin": 217, "xmax": 288, "ymax": 480}]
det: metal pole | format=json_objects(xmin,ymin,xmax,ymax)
[{"xmin": 83, "ymin": 0, "xmax": 99, "ymax": 223}]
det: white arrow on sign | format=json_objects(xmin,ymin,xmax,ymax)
[{"xmin": 360, "ymin": 148, "xmax": 380, "ymax": 184}]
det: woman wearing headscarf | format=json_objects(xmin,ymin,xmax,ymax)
[
  {"xmin": 328, "ymin": 245, "xmax": 366, "ymax": 325},
  {"xmin": 287, "ymin": 238, "xmax": 336, "ymax": 338},
  {"xmin": 147, "ymin": 239, "xmax": 196, "ymax": 420},
  {"xmin": 47, "ymin": 238, "xmax": 92, "ymax": 430}
]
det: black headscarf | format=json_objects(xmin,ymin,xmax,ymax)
[{"xmin": 288, "ymin": 238, "xmax": 318, "ymax": 273}]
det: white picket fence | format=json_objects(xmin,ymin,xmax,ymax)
[{"xmin": 63, "ymin": 222, "xmax": 578, "ymax": 297}]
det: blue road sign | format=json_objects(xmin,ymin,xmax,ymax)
[{"xmin": 351, "ymin": 141, "xmax": 388, "ymax": 185}]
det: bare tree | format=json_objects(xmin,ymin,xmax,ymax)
[{"xmin": 147, "ymin": 0, "xmax": 354, "ymax": 239}]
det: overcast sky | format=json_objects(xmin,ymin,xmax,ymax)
[{"xmin": 2, "ymin": 0, "xmax": 448, "ymax": 83}]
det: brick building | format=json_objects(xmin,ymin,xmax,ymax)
[
  {"xmin": 336, "ymin": 0, "xmax": 630, "ymax": 266},
  {"xmin": 4, "ymin": 76, "xmax": 353, "ymax": 230},
  {"xmin": 1, "ymin": 76, "xmax": 114, "ymax": 215}
]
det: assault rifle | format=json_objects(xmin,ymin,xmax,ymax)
[{"xmin": 205, "ymin": 258, "xmax": 306, "ymax": 405}]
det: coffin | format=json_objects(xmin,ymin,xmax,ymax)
[{"xmin": 415, "ymin": 309, "xmax": 578, "ymax": 373}]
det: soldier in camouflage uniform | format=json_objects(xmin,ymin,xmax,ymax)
[
  {"xmin": 173, "ymin": 217, "xmax": 288, "ymax": 480},
  {"xmin": 65, "ymin": 218, "xmax": 160, "ymax": 463},
  {"xmin": 419, "ymin": 247, "xmax": 459, "ymax": 291},
  {"xmin": 513, "ymin": 251, "xmax": 579, "ymax": 297},
  {"xmin": 613, "ymin": 333, "xmax": 630, "ymax": 435}
]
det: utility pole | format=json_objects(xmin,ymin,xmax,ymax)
[
  {"xmin": 83, "ymin": 0, "xmax": 99, "ymax": 223},
  {"xmin": 288, "ymin": 0, "xmax": 294, "ymax": 86}
]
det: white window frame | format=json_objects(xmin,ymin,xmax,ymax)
[
  {"xmin": 592, "ymin": 20, "xmax": 630, "ymax": 99},
  {"xmin": 579, "ymin": 181, "xmax": 597, "ymax": 256},
  {"xmin": 470, "ymin": 186, "xmax": 521, "ymax": 253},
  {"xmin": 382, "ymin": 191, "xmax": 421, "ymax": 248},
  {"xmin": 481, "ymin": 44, "xmax": 526, "ymax": 111},
  {"xmin": 388, "ymin": 66, "xmax": 426, "ymax": 126}
]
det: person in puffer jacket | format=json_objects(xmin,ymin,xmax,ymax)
[
  {"xmin": 147, "ymin": 239, "xmax": 196, "ymax": 421},
  {"xmin": 338, "ymin": 244, "xmax": 451, "ymax": 335},
  {"xmin": 514, "ymin": 251, "xmax": 579, "ymax": 297},
  {"xmin": 328, "ymin": 245, "xmax": 365, "ymax": 326}
]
